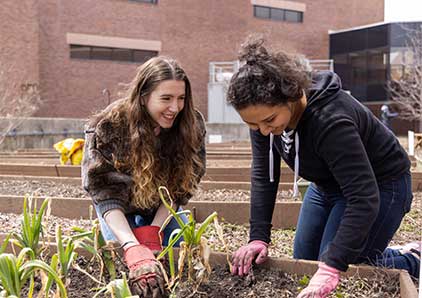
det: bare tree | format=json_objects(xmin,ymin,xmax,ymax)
[{"xmin": 389, "ymin": 24, "xmax": 422, "ymax": 128}]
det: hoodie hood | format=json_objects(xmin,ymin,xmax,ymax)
[{"xmin": 300, "ymin": 71, "xmax": 342, "ymax": 123}]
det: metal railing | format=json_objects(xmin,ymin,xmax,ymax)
[{"xmin": 209, "ymin": 59, "xmax": 334, "ymax": 83}]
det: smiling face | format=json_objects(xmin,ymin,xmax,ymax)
[
  {"xmin": 238, "ymin": 103, "xmax": 293, "ymax": 136},
  {"xmin": 145, "ymin": 79, "xmax": 185, "ymax": 132}
]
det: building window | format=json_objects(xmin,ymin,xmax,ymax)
[
  {"xmin": 129, "ymin": 0, "xmax": 157, "ymax": 4},
  {"xmin": 70, "ymin": 45, "xmax": 158, "ymax": 63},
  {"xmin": 253, "ymin": 5, "xmax": 303, "ymax": 23}
]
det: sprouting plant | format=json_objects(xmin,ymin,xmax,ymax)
[
  {"xmin": 0, "ymin": 248, "xmax": 67, "ymax": 298},
  {"xmin": 55, "ymin": 225, "xmax": 77, "ymax": 285},
  {"xmin": 93, "ymin": 272, "xmax": 136, "ymax": 298},
  {"xmin": 298, "ymin": 275, "xmax": 310, "ymax": 287},
  {"xmin": 42, "ymin": 225, "xmax": 78, "ymax": 298},
  {"xmin": 0, "ymin": 234, "xmax": 11, "ymax": 254},
  {"xmin": 11, "ymin": 195, "xmax": 51, "ymax": 258},
  {"xmin": 157, "ymin": 186, "xmax": 226, "ymax": 293},
  {"xmin": 70, "ymin": 219, "xmax": 117, "ymax": 282}
]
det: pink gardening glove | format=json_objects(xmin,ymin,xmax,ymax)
[
  {"xmin": 297, "ymin": 262, "xmax": 340, "ymax": 298},
  {"xmin": 231, "ymin": 240, "xmax": 268, "ymax": 276}
]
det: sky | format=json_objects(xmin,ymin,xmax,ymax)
[{"xmin": 384, "ymin": 0, "xmax": 422, "ymax": 22}]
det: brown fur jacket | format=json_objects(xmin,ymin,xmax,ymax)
[{"xmin": 81, "ymin": 107, "xmax": 206, "ymax": 218}]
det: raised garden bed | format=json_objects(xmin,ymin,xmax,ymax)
[
  {"xmin": 1, "ymin": 163, "xmax": 422, "ymax": 191},
  {"xmin": 0, "ymin": 175, "xmax": 419, "ymax": 235},
  {"xmin": 0, "ymin": 231, "xmax": 417, "ymax": 298}
]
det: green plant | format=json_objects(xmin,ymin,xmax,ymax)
[
  {"xmin": 55, "ymin": 225, "xmax": 77, "ymax": 283},
  {"xmin": 11, "ymin": 196, "xmax": 50, "ymax": 258},
  {"xmin": 70, "ymin": 220, "xmax": 117, "ymax": 281},
  {"xmin": 93, "ymin": 273, "xmax": 137, "ymax": 298},
  {"xmin": 0, "ymin": 234, "xmax": 11, "ymax": 254},
  {"xmin": 0, "ymin": 248, "xmax": 67, "ymax": 298},
  {"xmin": 157, "ymin": 186, "xmax": 224, "ymax": 292}
]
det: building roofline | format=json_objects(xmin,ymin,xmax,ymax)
[{"xmin": 328, "ymin": 20, "xmax": 422, "ymax": 35}]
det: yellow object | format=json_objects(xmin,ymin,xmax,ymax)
[{"xmin": 53, "ymin": 138, "xmax": 85, "ymax": 165}]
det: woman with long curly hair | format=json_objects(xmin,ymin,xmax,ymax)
[
  {"xmin": 81, "ymin": 56, "xmax": 206, "ymax": 298},
  {"xmin": 227, "ymin": 36, "xmax": 419, "ymax": 298}
]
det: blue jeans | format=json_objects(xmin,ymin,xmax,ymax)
[
  {"xmin": 293, "ymin": 171, "xmax": 419, "ymax": 277},
  {"xmin": 94, "ymin": 204, "xmax": 188, "ymax": 247}
]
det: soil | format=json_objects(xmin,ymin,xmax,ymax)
[
  {"xmin": 176, "ymin": 265, "xmax": 400, "ymax": 298},
  {"xmin": 20, "ymin": 257, "xmax": 401, "ymax": 298}
]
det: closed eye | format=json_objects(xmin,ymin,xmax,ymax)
[{"xmin": 265, "ymin": 117, "xmax": 274, "ymax": 123}]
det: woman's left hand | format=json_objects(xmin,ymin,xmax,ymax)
[{"xmin": 297, "ymin": 262, "xmax": 340, "ymax": 298}]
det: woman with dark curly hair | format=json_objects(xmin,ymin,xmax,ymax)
[
  {"xmin": 227, "ymin": 37, "xmax": 420, "ymax": 298},
  {"xmin": 81, "ymin": 56, "xmax": 206, "ymax": 298}
]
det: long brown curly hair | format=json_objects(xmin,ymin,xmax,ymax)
[
  {"xmin": 92, "ymin": 56, "xmax": 204, "ymax": 210},
  {"xmin": 227, "ymin": 35, "xmax": 312, "ymax": 110}
]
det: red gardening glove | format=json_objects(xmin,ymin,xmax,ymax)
[
  {"xmin": 231, "ymin": 240, "xmax": 268, "ymax": 276},
  {"xmin": 297, "ymin": 262, "xmax": 340, "ymax": 298},
  {"xmin": 132, "ymin": 226, "xmax": 163, "ymax": 253},
  {"xmin": 124, "ymin": 244, "xmax": 166, "ymax": 298}
]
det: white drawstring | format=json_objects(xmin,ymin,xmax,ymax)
[
  {"xmin": 268, "ymin": 130, "xmax": 300, "ymax": 197},
  {"xmin": 292, "ymin": 132, "xmax": 300, "ymax": 197},
  {"xmin": 269, "ymin": 133, "xmax": 274, "ymax": 182},
  {"xmin": 281, "ymin": 130, "xmax": 295, "ymax": 154}
]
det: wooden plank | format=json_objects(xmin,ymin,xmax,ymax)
[
  {"xmin": 187, "ymin": 201, "xmax": 301, "ymax": 229},
  {"xmin": 0, "ymin": 163, "xmax": 59, "ymax": 176},
  {"xmin": 399, "ymin": 271, "xmax": 418, "ymax": 298},
  {"xmin": 0, "ymin": 174, "xmax": 82, "ymax": 185},
  {"xmin": 0, "ymin": 195, "xmax": 300, "ymax": 229}
]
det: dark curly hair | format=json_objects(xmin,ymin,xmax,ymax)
[{"xmin": 227, "ymin": 36, "xmax": 312, "ymax": 110}]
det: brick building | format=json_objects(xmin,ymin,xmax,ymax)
[{"xmin": 1, "ymin": 0, "xmax": 384, "ymax": 119}]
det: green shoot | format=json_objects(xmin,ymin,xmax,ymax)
[
  {"xmin": 157, "ymin": 186, "xmax": 219, "ymax": 289},
  {"xmin": 0, "ymin": 248, "xmax": 67, "ymax": 298},
  {"xmin": 93, "ymin": 272, "xmax": 136, "ymax": 298},
  {"xmin": 70, "ymin": 220, "xmax": 117, "ymax": 281},
  {"xmin": 55, "ymin": 225, "xmax": 77, "ymax": 284},
  {"xmin": 11, "ymin": 196, "xmax": 50, "ymax": 258},
  {"xmin": 0, "ymin": 234, "xmax": 11, "ymax": 254}
]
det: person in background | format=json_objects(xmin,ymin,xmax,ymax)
[
  {"xmin": 380, "ymin": 104, "xmax": 398, "ymax": 131},
  {"xmin": 227, "ymin": 36, "xmax": 419, "ymax": 298},
  {"xmin": 81, "ymin": 56, "xmax": 206, "ymax": 298}
]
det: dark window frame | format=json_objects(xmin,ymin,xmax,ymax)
[
  {"xmin": 70, "ymin": 44, "xmax": 158, "ymax": 64},
  {"xmin": 253, "ymin": 5, "xmax": 303, "ymax": 23},
  {"xmin": 129, "ymin": 0, "xmax": 158, "ymax": 4}
]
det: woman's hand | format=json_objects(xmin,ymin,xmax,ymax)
[
  {"xmin": 297, "ymin": 262, "xmax": 340, "ymax": 298},
  {"xmin": 124, "ymin": 244, "xmax": 166, "ymax": 298},
  {"xmin": 231, "ymin": 240, "xmax": 269, "ymax": 276}
]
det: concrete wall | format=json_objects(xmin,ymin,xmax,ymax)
[
  {"xmin": 2, "ymin": 0, "xmax": 384, "ymax": 120},
  {"xmin": 0, "ymin": 117, "xmax": 85, "ymax": 150},
  {"xmin": 0, "ymin": 117, "xmax": 252, "ymax": 150}
]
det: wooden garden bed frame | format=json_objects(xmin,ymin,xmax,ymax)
[{"xmin": 0, "ymin": 195, "xmax": 301, "ymax": 229}]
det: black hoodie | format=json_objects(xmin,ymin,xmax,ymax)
[{"xmin": 249, "ymin": 71, "xmax": 410, "ymax": 271}]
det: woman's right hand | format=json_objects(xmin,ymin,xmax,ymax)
[
  {"xmin": 124, "ymin": 244, "xmax": 166, "ymax": 298},
  {"xmin": 231, "ymin": 240, "xmax": 269, "ymax": 276}
]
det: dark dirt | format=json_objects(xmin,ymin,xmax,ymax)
[
  {"xmin": 176, "ymin": 265, "xmax": 401, "ymax": 298},
  {"xmin": 19, "ymin": 258, "xmax": 402, "ymax": 298}
]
